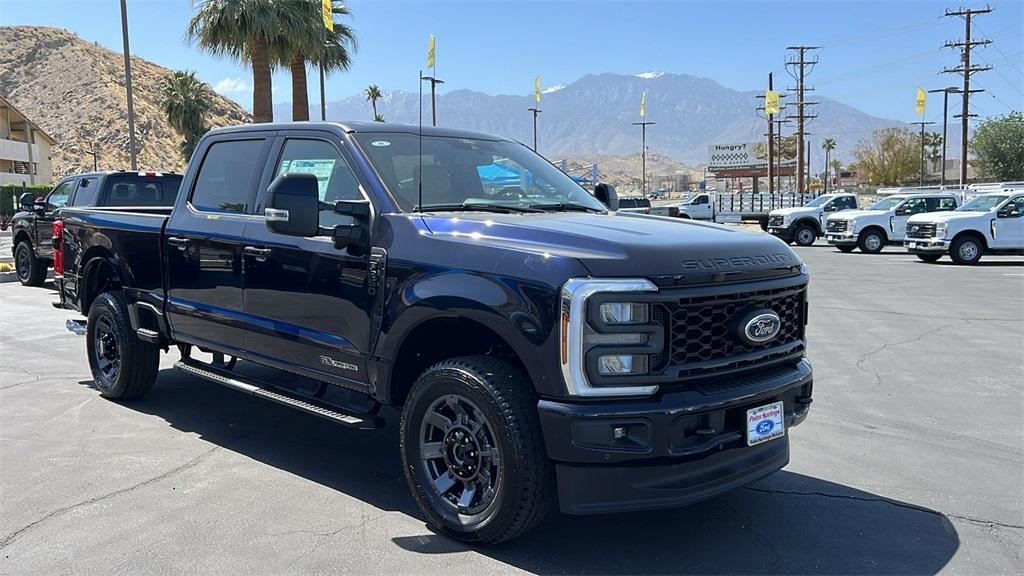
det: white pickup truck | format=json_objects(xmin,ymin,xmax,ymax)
[
  {"xmin": 905, "ymin": 191, "xmax": 1024, "ymax": 264},
  {"xmin": 766, "ymin": 193, "xmax": 859, "ymax": 246},
  {"xmin": 825, "ymin": 192, "xmax": 960, "ymax": 253}
]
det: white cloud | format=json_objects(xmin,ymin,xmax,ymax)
[
  {"xmin": 213, "ymin": 77, "xmax": 251, "ymax": 94},
  {"xmin": 542, "ymin": 84, "xmax": 566, "ymax": 94},
  {"xmin": 635, "ymin": 71, "xmax": 664, "ymax": 79}
]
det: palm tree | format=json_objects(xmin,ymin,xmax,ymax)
[
  {"xmin": 159, "ymin": 71, "xmax": 213, "ymax": 160},
  {"xmin": 187, "ymin": 0, "xmax": 304, "ymax": 123},
  {"xmin": 830, "ymin": 159, "xmax": 842, "ymax": 188},
  {"xmin": 821, "ymin": 138, "xmax": 837, "ymax": 191},
  {"xmin": 364, "ymin": 84, "xmax": 382, "ymax": 120},
  {"xmin": 274, "ymin": 0, "xmax": 357, "ymax": 121},
  {"xmin": 374, "ymin": 113, "xmax": 385, "ymax": 122}
]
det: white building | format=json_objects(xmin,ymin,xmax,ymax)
[{"xmin": 0, "ymin": 94, "xmax": 56, "ymax": 186}]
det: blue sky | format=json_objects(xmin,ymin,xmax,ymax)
[{"xmin": 1, "ymin": 0, "xmax": 1021, "ymax": 124}]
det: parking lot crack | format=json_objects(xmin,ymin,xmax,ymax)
[
  {"xmin": 0, "ymin": 365, "xmax": 46, "ymax": 389},
  {"xmin": 0, "ymin": 445, "xmax": 221, "ymax": 551},
  {"xmin": 744, "ymin": 486, "xmax": 1024, "ymax": 531},
  {"xmin": 854, "ymin": 321, "xmax": 967, "ymax": 389}
]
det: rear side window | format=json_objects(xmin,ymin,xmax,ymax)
[
  {"xmin": 71, "ymin": 177, "xmax": 100, "ymax": 206},
  {"xmin": 102, "ymin": 175, "xmax": 184, "ymax": 207},
  {"xmin": 190, "ymin": 139, "xmax": 265, "ymax": 214},
  {"xmin": 933, "ymin": 197, "xmax": 957, "ymax": 211}
]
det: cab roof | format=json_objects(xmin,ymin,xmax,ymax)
[{"xmin": 206, "ymin": 121, "xmax": 508, "ymax": 142}]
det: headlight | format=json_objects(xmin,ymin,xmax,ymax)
[
  {"xmin": 780, "ymin": 214, "xmax": 791, "ymax": 225},
  {"xmin": 935, "ymin": 221, "xmax": 948, "ymax": 238},
  {"xmin": 560, "ymin": 279, "xmax": 660, "ymax": 397},
  {"xmin": 847, "ymin": 218, "xmax": 857, "ymax": 232}
]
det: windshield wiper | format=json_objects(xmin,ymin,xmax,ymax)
[
  {"xmin": 528, "ymin": 202, "xmax": 606, "ymax": 213},
  {"xmin": 418, "ymin": 203, "xmax": 543, "ymax": 214}
]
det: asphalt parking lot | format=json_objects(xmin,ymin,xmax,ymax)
[{"xmin": 1, "ymin": 243, "xmax": 1022, "ymax": 575}]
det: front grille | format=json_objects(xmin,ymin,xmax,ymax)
[
  {"xmin": 659, "ymin": 284, "xmax": 805, "ymax": 381},
  {"xmin": 768, "ymin": 215, "xmax": 785, "ymax": 227},
  {"xmin": 826, "ymin": 220, "xmax": 847, "ymax": 233},
  {"xmin": 906, "ymin": 222, "xmax": 936, "ymax": 238}
]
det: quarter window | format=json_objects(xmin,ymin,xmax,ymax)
[{"xmin": 190, "ymin": 139, "xmax": 265, "ymax": 214}]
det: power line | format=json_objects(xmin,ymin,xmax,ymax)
[
  {"xmin": 972, "ymin": 20, "xmax": 1023, "ymax": 75},
  {"xmin": 785, "ymin": 46, "xmax": 819, "ymax": 193}
]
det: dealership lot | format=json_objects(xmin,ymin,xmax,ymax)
[{"xmin": 1, "ymin": 245, "xmax": 1021, "ymax": 575}]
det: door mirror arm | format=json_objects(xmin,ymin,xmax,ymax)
[{"xmin": 327, "ymin": 199, "xmax": 371, "ymax": 255}]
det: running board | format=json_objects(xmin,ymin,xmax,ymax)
[{"xmin": 174, "ymin": 360, "xmax": 383, "ymax": 430}]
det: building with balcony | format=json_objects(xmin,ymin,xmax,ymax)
[{"xmin": 0, "ymin": 94, "xmax": 56, "ymax": 186}]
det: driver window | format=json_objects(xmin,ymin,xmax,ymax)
[
  {"xmin": 1005, "ymin": 197, "xmax": 1024, "ymax": 218},
  {"xmin": 695, "ymin": 195, "xmax": 708, "ymax": 205},
  {"xmin": 901, "ymin": 198, "xmax": 927, "ymax": 215},
  {"xmin": 46, "ymin": 180, "xmax": 75, "ymax": 212},
  {"xmin": 276, "ymin": 139, "xmax": 363, "ymax": 228}
]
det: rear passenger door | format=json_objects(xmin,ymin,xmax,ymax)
[
  {"xmin": 164, "ymin": 136, "xmax": 272, "ymax": 354},
  {"xmin": 241, "ymin": 135, "xmax": 374, "ymax": 388}
]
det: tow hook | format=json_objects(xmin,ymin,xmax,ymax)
[{"xmin": 65, "ymin": 319, "xmax": 87, "ymax": 336}]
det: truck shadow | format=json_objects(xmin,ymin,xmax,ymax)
[{"xmin": 96, "ymin": 364, "xmax": 959, "ymax": 575}]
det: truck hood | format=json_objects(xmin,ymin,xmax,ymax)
[
  {"xmin": 827, "ymin": 209, "xmax": 885, "ymax": 220},
  {"xmin": 907, "ymin": 211, "xmax": 989, "ymax": 223},
  {"xmin": 418, "ymin": 211, "xmax": 801, "ymax": 277},
  {"xmin": 770, "ymin": 207, "xmax": 815, "ymax": 217}
]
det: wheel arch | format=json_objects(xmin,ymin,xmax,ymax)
[
  {"xmin": 793, "ymin": 217, "xmax": 822, "ymax": 235},
  {"xmin": 859, "ymin": 224, "xmax": 889, "ymax": 241},
  {"xmin": 79, "ymin": 248, "xmax": 128, "ymax": 312},
  {"xmin": 952, "ymin": 229, "xmax": 988, "ymax": 250}
]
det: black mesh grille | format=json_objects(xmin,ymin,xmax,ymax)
[
  {"xmin": 663, "ymin": 285, "xmax": 805, "ymax": 370},
  {"xmin": 768, "ymin": 215, "xmax": 785, "ymax": 227},
  {"xmin": 906, "ymin": 223, "xmax": 936, "ymax": 238},
  {"xmin": 826, "ymin": 220, "xmax": 847, "ymax": 233}
]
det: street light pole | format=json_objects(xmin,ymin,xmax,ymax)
[
  {"xmin": 119, "ymin": 0, "xmax": 137, "ymax": 170},
  {"xmin": 632, "ymin": 121, "xmax": 655, "ymax": 195},
  {"xmin": 527, "ymin": 107, "xmax": 541, "ymax": 151},
  {"xmin": 912, "ymin": 120, "xmax": 937, "ymax": 186},
  {"xmin": 420, "ymin": 75, "xmax": 444, "ymax": 126},
  {"xmin": 928, "ymin": 87, "xmax": 960, "ymax": 188}
]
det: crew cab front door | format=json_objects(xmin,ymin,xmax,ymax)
[
  {"xmin": 164, "ymin": 136, "xmax": 271, "ymax": 354},
  {"xmin": 242, "ymin": 135, "xmax": 374, "ymax": 388},
  {"xmin": 32, "ymin": 178, "xmax": 75, "ymax": 260},
  {"xmin": 993, "ymin": 196, "xmax": 1024, "ymax": 249}
]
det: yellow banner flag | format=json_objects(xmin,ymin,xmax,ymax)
[
  {"xmin": 535, "ymin": 76, "xmax": 541, "ymax": 104},
  {"xmin": 427, "ymin": 34, "xmax": 435, "ymax": 69},
  {"xmin": 640, "ymin": 91, "xmax": 646, "ymax": 118},
  {"xmin": 765, "ymin": 89, "xmax": 780, "ymax": 115},
  {"xmin": 321, "ymin": 0, "xmax": 333, "ymax": 32},
  {"xmin": 915, "ymin": 87, "xmax": 926, "ymax": 115}
]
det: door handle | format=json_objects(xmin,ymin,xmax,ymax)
[
  {"xmin": 243, "ymin": 246, "xmax": 272, "ymax": 262},
  {"xmin": 167, "ymin": 237, "xmax": 189, "ymax": 250}
]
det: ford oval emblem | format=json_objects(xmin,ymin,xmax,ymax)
[
  {"xmin": 739, "ymin": 310, "xmax": 782, "ymax": 345},
  {"xmin": 756, "ymin": 420, "xmax": 775, "ymax": 434}
]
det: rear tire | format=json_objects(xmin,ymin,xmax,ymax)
[
  {"xmin": 858, "ymin": 229, "xmax": 886, "ymax": 254},
  {"xmin": 836, "ymin": 245, "xmax": 856, "ymax": 253},
  {"xmin": 794, "ymin": 224, "xmax": 817, "ymax": 246},
  {"xmin": 949, "ymin": 235, "xmax": 983, "ymax": 265},
  {"xmin": 15, "ymin": 241, "xmax": 46, "ymax": 286},
  {"xmin": 86, "ymin": 291, "xmax": 160, "ymax": 399},
  {"xmin": 400, "ymin": 355, "xmax": 554, "ymax": 544},
  {"xmin": 916, "ymin": 253, "xmax": 943, "ymax": 263}
]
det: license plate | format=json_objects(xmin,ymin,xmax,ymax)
[
  {"xmin": 907, "ymin": 241, "xmax": 917, "ymax": 249},
  {"xmin": 746, "ymin": 401, "xmax": 785, "ymax": 446}
]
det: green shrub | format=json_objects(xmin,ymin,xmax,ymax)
[{"xmin": 1, "ymin": 184, "xmax": 52, "ymax": 218}]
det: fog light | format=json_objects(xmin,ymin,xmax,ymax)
[{"xmin": 598, "ymin": 354, "xmax": 649, "ymax": 375}]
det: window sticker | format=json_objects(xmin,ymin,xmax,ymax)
[{"xmin": 280, "ymin": 158, "xmax": 337, "ymax": 199}]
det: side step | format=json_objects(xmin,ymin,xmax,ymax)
[{"xmin": 174, "ymin": 360, "xmax": 383, "ymax": 430}]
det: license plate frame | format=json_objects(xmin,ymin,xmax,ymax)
[{"xmin": 746, "ymin": 401, "xmax": 785, "ymax": 446}]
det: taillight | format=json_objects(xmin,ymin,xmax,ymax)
[{"xmin": 52, "ymin": 220, "xmax": 64, "ymax": 275}]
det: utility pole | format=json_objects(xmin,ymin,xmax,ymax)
[
  {"xmin": 119, "ymin": 0, "xmax": 138, "ymax": 170},
  {"xmin": 785, "ymin": 46, "xmax": 819, "ymax": 193},
  {"xmin": 928, "ymin": 87, "xmax": 961, "ymax": 187},
  {"xmin": 527, "ymin": 107, "xmax": 541, "ymax": 151},
  {"xmin": 943, "ymin": 6, "xmax": 992, "ymax": 186},
  {"xmin": 756, "ymin": 73, "xmax": 787, "ymax": 195},
  {"xmin": 319, "ymin": 23, "xmax": 327, "ymax": 121},
  {"xmin": 774, "ymin": 116, "xmax": 790, "ymax": 192},
  {"xmin": 632, "ymin": 120, "xmax": 655, "ymax": 194},
  {"xmin": 912, "ymin": 121, "xmax": 937, "ymax": 185}
]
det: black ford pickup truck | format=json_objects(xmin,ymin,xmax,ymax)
[
  {"xmin": 56, "ymin": 122, "xmax": 813, "ymax": 544},
  {"xmin": 10, "ymin": 170, "xmax": 182, "ymax": 285}
]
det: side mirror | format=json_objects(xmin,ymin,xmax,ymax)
[
  {"xmin": 265, "ymin": 173, "xmax": 320, "ymax": 237},
  {"xmin": 895, "ymin": 207, "xmax": 910, "ymax": 216},
  {"xmin": 594, "ymin": 182, "xmax": 619, "ymax": 211},
  {"xmin": 997, "ymin": 206, "xmax": 1020, "ymax": 218},
  {"xmin": 823, "ymin": 204, "xmax": 837, "ymax": 212},
  {"xmin": 18, "ymin": 193, "xmax": 34, "ymax": 211}
]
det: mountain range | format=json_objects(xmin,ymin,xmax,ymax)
[{"xmin": 275, "ymin": 71, "xmax": 905, "ymax": 167}]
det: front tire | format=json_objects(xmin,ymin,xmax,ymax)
[
  {"xmin": 15, "ymin": 241, "xmax": 47, "ymax": 286},
  {"xmin": 400, "ymin": 355, "xmax": 553, "ymax": 544},
  {"xmin": 794, "ymin": 224, "xmax": 817, "ymax": 246},
  {"xmin": 86, "ymin": 292, "xmax": 160, "ymax": 399},
  {"xmin": 858, "ymin": 229, "xmax": 886, "ymax": 254},
  {"xmin": 916, "ymin": 253, "xmax": 943, "ymax": 263},
  {"xmin": 950, "ymin": 235, "xmax": 983, "ymax": 265}
]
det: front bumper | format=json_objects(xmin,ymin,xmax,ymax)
[
  {"xmin": 768, "ymin": 225, "xmax": 795, "ymax": 241},
  {"xmin": 826, "ymin": 232, "xmax": 857, "ymax": 245},
  {"xmin": 537, "ymin": 359, "xmax": 813, "ymax": 514},
  {"xmin": 904, "ymin": 238, "xmax": 948, "ymax": 252}
]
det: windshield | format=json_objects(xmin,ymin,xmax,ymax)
[
  {"xmin": 353, "ymin": 133, "xmax": 607, "ymax": 212},
  {"xmin": 958, "ymin": 195, "xmax": 1008, "ymax": 212},
  {"xmin": 870, "ymin": 196, "xmax": 906, "ymax": 210},
  {"xmin": 804, "ymin": 195, "xmax": 832, "ymax": 207}
]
